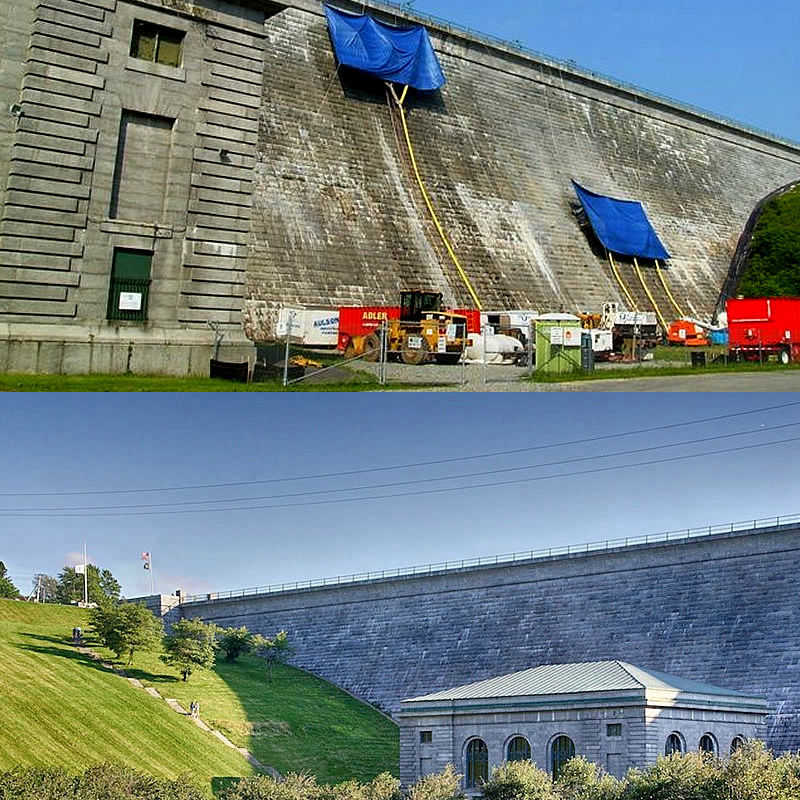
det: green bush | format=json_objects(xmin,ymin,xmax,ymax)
[
  {"xmin": 405, "ymin": 766, "xmax": 463, "ymax": 800},
  {"xmin": 481, "ymin": 761, "xmax": 555, "ymax": 800},
  {"xmin": 0, "ymin": 766, "xmax": 75, "ymax": 800},
  {"xmin": 0, "ymin": 764, "xmax": 206, "ymax": 800},
  {"xmin": 554, "ymin": 756, "xmax": 621, "ymax": 800},
  {"xmin": 221, "ymin": 773, "xmax": 322, "ymax": 800},
  {"xmin": 621, "ymin": 752, "xmax": 724, "ymax": 800}
]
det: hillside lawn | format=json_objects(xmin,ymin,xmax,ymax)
[
  {"xmin": 0, "ymin": 599, "xmax": 399, "ymax": 788},
  {"xmin": 0, "ymin": 599, "xmax": 256, "ymax": 792},
  {"xmin": 95, "ymin": 643, "xmax": 399, "ymax": 784}
]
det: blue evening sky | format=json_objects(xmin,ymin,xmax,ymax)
[
  {"xmin": 401, "ymin": 0, "xmax": 800, "ymax": 143},
  {"xmin": 1, "ymin": 394, "xmax": 798, "ymax": 599}
]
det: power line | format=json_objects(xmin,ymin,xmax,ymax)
[
  {"xmin": 0, "ymin": 434, "xmax": 796, "ymax": 518},
  {"xmin": 1, "ymin": 420, "xmax": 796, "ymax": 513},
  {"xmin": 0, "ymin": 400, "xmax": 798, "ymax": 497}
]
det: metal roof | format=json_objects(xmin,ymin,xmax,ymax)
[{"xmin": 402, "ymin": 661, "xmax": 764, "ymax": 702}]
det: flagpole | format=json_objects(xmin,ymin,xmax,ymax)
[
  {"xmin": 150, "ymin": 552, "xmax": 154, "ymax": 595},
  {"xmin": 83, "ymin": 542, "xmax": 88, "ymax": 605}
]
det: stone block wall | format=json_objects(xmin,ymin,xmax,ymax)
[
  {"xmin": 180, "ymin": 523, "xmax": 800, "ymax": 752},
  {"xmin": 244, "ymin": 0, "xmax": 800, "ymax": 338},
  {"xmin": 0, "ymin": 0, "xmax": 264, "ymax": 373},
  {"xmin": 3, "ymin": 0, "xmax": 800, "ymax": 369}
]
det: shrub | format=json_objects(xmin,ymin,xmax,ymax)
[
  {"xmin": 621, "ymin": 752, "xmax": 724, "ymax": 800},
  {"xmin": 723, "ymin": 739, "xmax": 785, "ymax": 800},
  {"xmin": 0, "ymin": 764, "xmax": 205, "ymax": 800},
  {"xmin": 0, "ymin": 766, "xmax": 75, "ymax": 800},
  {"xmin": 222, "ymin": 773, "xmax": 322, "ymax": 800},
  {"xmin": 481, "ymin": 760, "xmax": 555, "ymax": 800},
  {"xmin": 554, "ymin": 756, "xmax": 621, "ymax": 800},
  {"xmin": 406, "ymin": 765, "xmax": 464, "ymax": 800}
]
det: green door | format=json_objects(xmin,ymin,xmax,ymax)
[{"xmin": 107, "ymin": 249, "xmax": 152, "ymax": 321}]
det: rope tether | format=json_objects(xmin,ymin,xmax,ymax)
[
  {"xmin": 388, "ymin": 83, "xmax": 482, "ymax": 310},
  {"xmin": 607, "ymin": 251, "xmax": 637, "ymax": 310},
  {"xmin": 633, "ymin": 257, "xmax": 667, "ymax": 330},
  {"xmin": 655, "ymin": 259, "xmax": 685, "ymax": 318}
]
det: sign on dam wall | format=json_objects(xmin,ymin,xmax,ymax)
[
  {"xmin": 1, "ymin": 0, "xmax": 799, "ymax": 373},
  {"xmin": 179, "ymin": 522, "xmax": 800, "ymax": 753}
]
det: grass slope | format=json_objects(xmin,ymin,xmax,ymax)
[
  {"xmin": 0, "ymin": 600, "xmax": 256, "ymax": 791},
  {"xmin": 105, "ymin": 648, "xmax": 399, "ymax": 784}
]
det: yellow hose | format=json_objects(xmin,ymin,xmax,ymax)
[
  {"xmin": 655, "ymin": 259, "xmax": 685, "ymax": 318},
  {"xmin": 608, "ymin": 252, "xmax": 637, "ymax": 310},
  {"xmin": 391, "ymin": 84, "xmax": 482, "ymax": 310},
  {"xmin": 633, "ymin": 257, "xmax": 667, "ymax": 330}
]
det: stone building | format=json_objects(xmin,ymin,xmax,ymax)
[
  {"xmin": 2, "ymin": 0, "xmax": 800, "ymax": 373},
  {"xmin": 397, "ymin": 661, "xmax": 767, "ymax": 789}
]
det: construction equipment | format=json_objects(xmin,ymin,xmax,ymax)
[
  {"xmin": 600, "ymin": 302, "xmax": 661, "ymax": 356},
  {"xmin": 340, "ymin": 291, "xmax": 468, "ymax": 365},
  {"xmin": 667, "ymin": 319, "xmax": 710, "ymax": 347}
]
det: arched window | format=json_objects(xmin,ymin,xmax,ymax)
[
  {"xmin": 665, "ymin": 733, "xmax": 683, "ymax": 756},
  {"xmin": 699, "ymin": 734, "xmax": 716, "ymax": 755},
  {"xmin": 730, "ymin": 736, "xmax": 745, "ymax": 754},
  {"xmin": 550, "ymin": 735, "xmax": 575, "ymax": 779},
  {"xmin": 465, "ymin": 738, "xmax": 488, "ymax": 788},
  {"xmin": 507, "ymin": 736, "xmax": 531, "ymax": 762}
]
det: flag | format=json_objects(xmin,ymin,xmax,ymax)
[
  {"xmin": 75, "ymin": 564, "xmax": 85, "ymax": 575},
  {"xmin": 141, "ymin": 552, "xmax": 151, "ymax": 571}
]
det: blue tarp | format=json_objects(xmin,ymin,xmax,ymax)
[
  {"xmin": 572, "ymin": 181, "xmax": 670, "ymax": 260},
  {"xmin": 324, "ymin": 6, "xmax": 445, "ymax": 91}
]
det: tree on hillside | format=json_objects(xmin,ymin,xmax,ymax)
[
  {"xmin": 218, "ymin": 626, "xmax": 256, "ymax": 662},
  {"xmin": 90, "ymin": 603, "xmax": 164, "ymax": 665},
  {"xmin": 0, "ymin": 561, "xmax": 20, "ymax": 599},
  {"xmin": 254, "ymin": 629, "xmax": 293, "ymax": 681},
  {"xmin": 738, "ymin": 185, "xmax": 800, "ymax": 297},
  {"xmin": 162, "ymin": 618, "xmax": 219, "ymax": 681},
  {"xmin": 56, "ymin": 564, "xmax": 121, "ymax": 605},
  {"xmin": 31, "ymin": 573, "xmax": 59, "ymax": 603}
]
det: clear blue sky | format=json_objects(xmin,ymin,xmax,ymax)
[
  {"xmin": 1, "ymin": 394, "xmax": 799, "ymax": 599},
  {"xmin": 402, "ymin": 0, "xmax": 800, "ymax": 143}
]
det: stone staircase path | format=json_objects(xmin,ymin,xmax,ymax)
[{"xmin": 74, "ymin": 643, "xmax": 278, "ymax": 777}]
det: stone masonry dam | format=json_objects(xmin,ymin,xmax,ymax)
[
  {"xmin": 243, "ymin": 0, "xmax": 800, "ymax": 338},
  {"xmin": 2, "ymin": 0, "xmax": 800, "ymax": 372},
  {"xmin": 179, "ymin": 520, "xmax": 800, "ymax": 752}
]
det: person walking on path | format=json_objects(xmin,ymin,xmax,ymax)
[{"xmin": 190, "ymin": 700, "xmax": 199, "ymax": 719}]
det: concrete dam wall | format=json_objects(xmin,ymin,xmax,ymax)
[
  {"xmin": 244, "ymin": 0, "xmax": 800, "ymax": 338},
  {"xmin": 2, "ymin": 0, "xmax": 800, "ymax": 371},
  {"xmin": 180, "ymin": 522, "xmax": 800, "ymax": 753}
]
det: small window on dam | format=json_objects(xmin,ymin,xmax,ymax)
[
  {"xmin": 420, "ymin": 730, "xmax": 432, "ymax": 743},
  {"xmin": 130, "ymin": 20, "xmax": 185, "ymax": 68}
]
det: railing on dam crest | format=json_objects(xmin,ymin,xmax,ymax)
[{"xmin": 180, "ymin": 512, "xmax": 800, "ymax": 604}]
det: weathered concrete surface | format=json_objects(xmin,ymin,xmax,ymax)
[
  {"xmin": 244, "ymin": 1, "xmax": 800, "ymax": 337},
  {"xmin": 2, "ymin": 0, "xmax": 800, "ymax": 371},
  {"xmin": 0, "ymin": 0, "xmax": 264, "ymax": 373},
  {"xmin": 180, "ymin": 523, "xmax": 800, "ymax": 753}
]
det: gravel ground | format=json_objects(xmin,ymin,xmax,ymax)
[{"xmin": 353, "ymin": 362, "xmax": 800, "ymax": 392}]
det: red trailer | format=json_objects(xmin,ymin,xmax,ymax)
[
  {"xmin": 727, "ymin": 297, "xmax": 800, "ymax": 364},
  {"xmin": 337, "ymin": 306, "xmax": 401, "ymax": 354}
]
